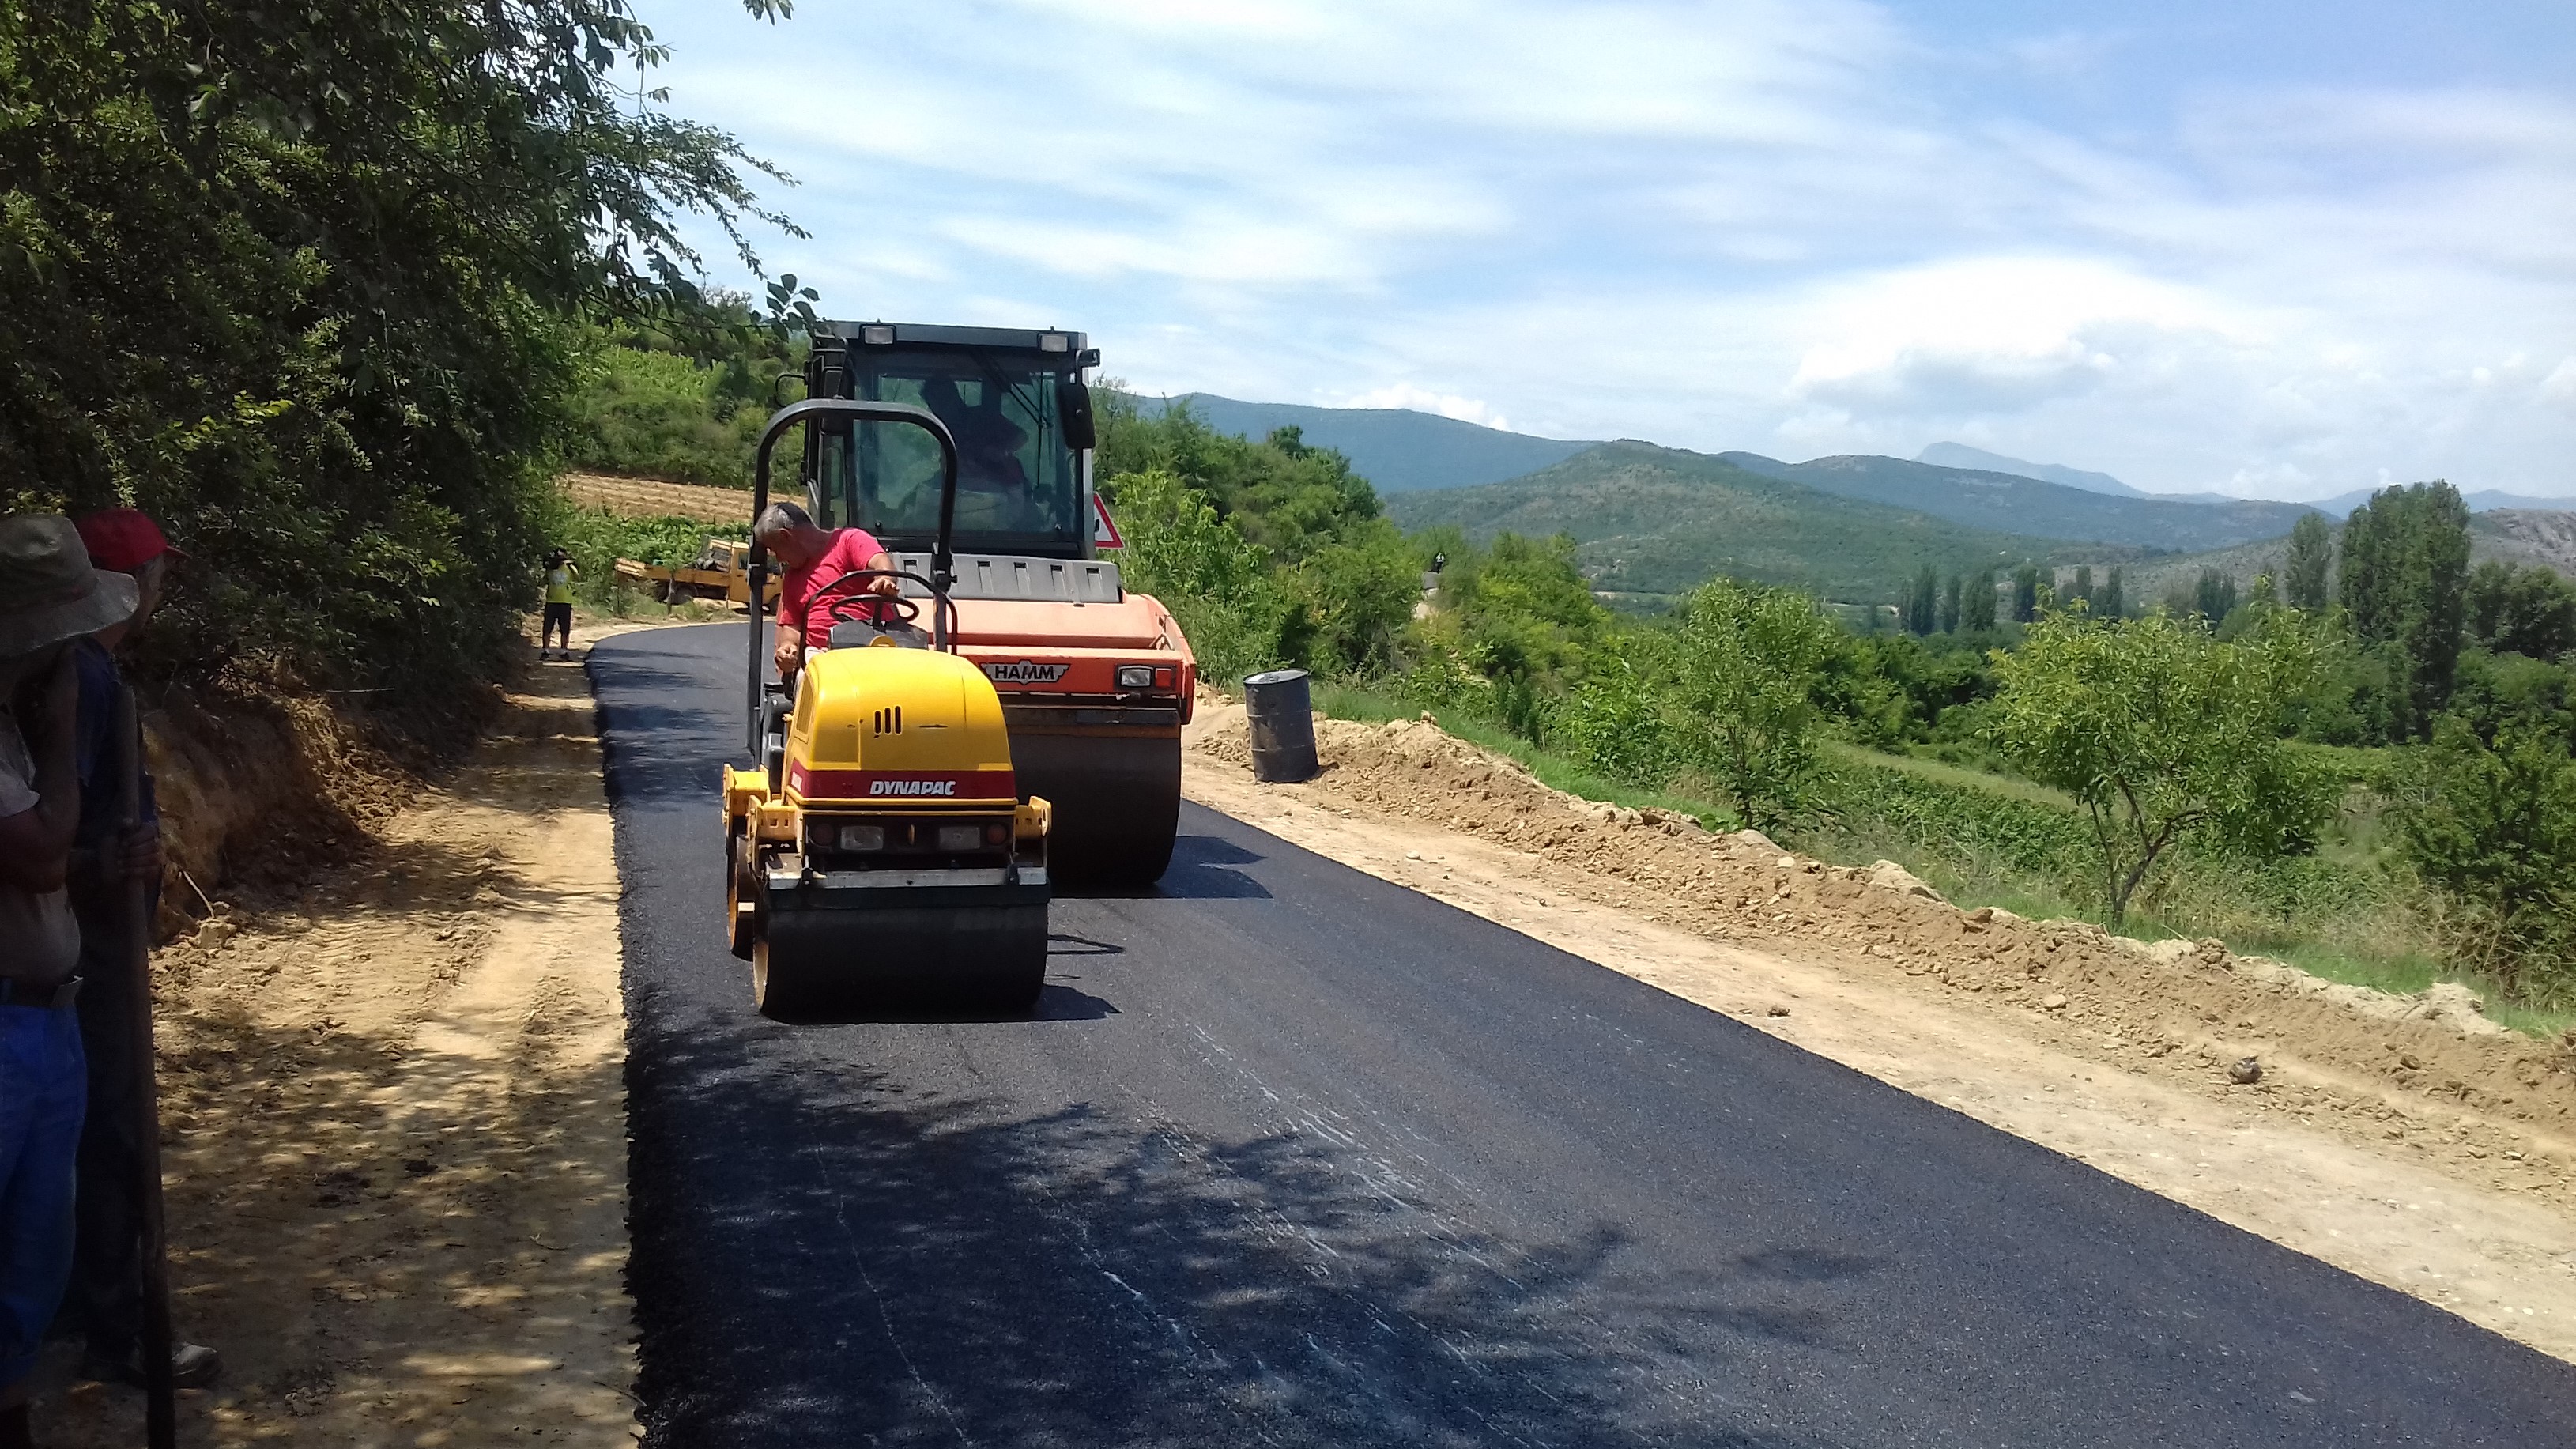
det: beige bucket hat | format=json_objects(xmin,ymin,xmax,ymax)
[{"xmin": 0, "ymin": 513, "xmax": 140, "ymax": 657}]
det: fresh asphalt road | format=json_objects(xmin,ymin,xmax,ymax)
[{"xmin": 595, "ymin": 624, "xmax": 2574, "ymax": 1447}]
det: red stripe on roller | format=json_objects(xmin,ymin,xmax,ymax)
[{"xmin": 788, "ymin": 766, "xmax": 1017, "ymax": 802}]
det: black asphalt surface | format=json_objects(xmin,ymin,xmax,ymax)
[{"xmin": 597, "ymin": 624, "xmax": 2576, "ymax": 1447}]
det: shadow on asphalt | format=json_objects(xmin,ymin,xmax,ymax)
[
  {"xmin": 1067, "ymin": 834, "xmax": 1274, "ymax": 902},
  {"xmin": 623, "ymin": 1006, "xmax": 1852, "ymax": 1447}
]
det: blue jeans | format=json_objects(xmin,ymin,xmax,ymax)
[{"xmin": 1, "ymin": 1002, "xmax": 85, "ymax": 1391}]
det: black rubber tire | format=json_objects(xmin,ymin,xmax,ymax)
[{"xmin": 725, "ymin": 823, "xmax": 757, "ymax": 961}]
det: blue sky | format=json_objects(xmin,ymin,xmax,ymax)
[{"xmin": 632, "ymin": 0, "xmax": 2576, "ymax": 500}]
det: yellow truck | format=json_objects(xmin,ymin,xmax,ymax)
[{"xmin": 613, "ymin": 538, "xmax": 780, "ymax": 608}]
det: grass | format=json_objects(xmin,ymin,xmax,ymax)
[{"xmin": 1309, "ymin": 677, "xmax": 2576, "ymax": 1039}]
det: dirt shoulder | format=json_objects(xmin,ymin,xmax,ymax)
[
  {"xmin": 30, "ymin": 623, "xmax": 651, "ymax": 1446},
  {"xmin": 1183, "ymin": 698, "xmax": 2576, "ymax": 1364}
]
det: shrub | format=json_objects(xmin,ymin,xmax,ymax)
[
  {"xmin": 1988, "ymin": 606, "xmax": 2337, "ymax": 924},
  {"xmin": 1667, "ymin": 579, "xmax": 1838, "ymax": 828},
  {"xmin": 2393, "ymin": 719, "xmax": 2576, "ymax": 1006},
  {"xmin": 1104, "ymin": 467, "xmax": 1281, "ymax": 687}
]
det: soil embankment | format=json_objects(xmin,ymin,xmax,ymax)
[
  {"xmin": 1183, "ymin": 697, "xmax": 2576, "ymax": 1363},
  {"xmin": 29, "ymin": 632, "xmax": 641, "ymax": 1447}
]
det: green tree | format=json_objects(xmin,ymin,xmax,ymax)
[
  {"xmin": 2193, "ymin": 568, "xmax": 2238, "ymax": 621},
  {"xmin": 2098, "ymin": 566, "xmax": 2125, "ymax": 621},
  {"xmin": 1962, "ymin": 568, "xmax": 1999, "ymax": 632},
  {"xmin": 0, "ymin": 1, "xmax": 798, "ymax": 700},
  {"xmin": 2465, "ymin": 560, "xmax": 2576, "ymax": 663},
  {"xmin": 1988, "ymin": 609, "xmax": 2336, "ymax": 925},
  {"xmin": 1668, "ymin": 579, "xmax": 1837, "ymax": 828},
  {"xmin": 2012, "ymin": 565, "xmax": 2041, "ymax": 622},
  {"xmin": 1103, "ymin": 468, "xmax": 1279, "ymax": 685},
  {"xmin": 1556, "ymin": 650, "xmax": 1676, "ymax": 788},
  {"xmin": 2340, "ymin": 481, "xmax": 2471, "ymax": 738},
  {"xmin": 2284, "ymin": 511, "xmax": 2333, "ymax": 609},
  {"xmin": 2395, "ymin": 719, "xmax": 2576, "ymax": 1004},
  {"xmin": 2070, "ymin": 565, "xmax": 2095, "ymax": 607},
  {"xmin": 1094, "ymin": 395, "xmax": 1382, "ymax": 563},
  {"xmin": 1907, "ymin": 564, "xmax": 1939, "ymax": 636},
  {"xmin": 1939, "ymin": 573, "xmax": 1963, "ymax": 634}
]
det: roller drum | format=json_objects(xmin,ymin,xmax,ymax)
[
  {"xmin": 754, "ymin": 900, "xmax": 1048, "ymax": 1020},
  {"xmin": 1009, "ymin": 730, "xmax": 1181, "ymax": 886}
]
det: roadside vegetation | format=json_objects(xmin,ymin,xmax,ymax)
[{"xmin": 1091, "ymin": 403, "xmax": 2576, "ymax": 1022}]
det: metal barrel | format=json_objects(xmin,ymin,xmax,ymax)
[{"xmin": 1243, "ymin": 669, "xmax": 1320, "ymax": 783}]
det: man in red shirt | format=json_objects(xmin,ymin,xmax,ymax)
[{"xmin": 753, "ymin": 501, "xmax": 897, "ymax": 678}]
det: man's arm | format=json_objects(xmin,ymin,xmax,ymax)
[
  {"xmin": 0, "ymin": 653, "xmax": 83, "ymax": 892},
  {"xmin": 865, "ymin": 551, "xmax": 899, "ymax": 594},
  {"xmin": 772, "ymin": 619, "xmax": 805, "ymax": 679}
]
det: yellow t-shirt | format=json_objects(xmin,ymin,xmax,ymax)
[{"xmin": 544, "ymin": 564, "xmax": 578, "ymax": 604}]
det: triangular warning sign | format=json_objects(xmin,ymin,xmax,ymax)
[{"xmin": 1092, "ymin": 495, "xmax": 1124, "ymax": 549}]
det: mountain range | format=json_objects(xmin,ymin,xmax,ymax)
[
  {"xmin": 1154, "ymin": 394, "xmax": 2576, "ymax": 520},
  {"xmin": 1134, "ymin": 393, "xmax": 1596, "ymax": 494},
  {"xmin": 1914, "ymin": 442, "xmax": 2576, "ymax": 517},
  {"xmin": 1914, "ymin": 443, "xmax": 2146, "ymax": 498},
  {"xmin": 1386, "ymin": 443, "xmax": 2146, "ymax": 599},
  {"xmin": 1713, "ymin": 451, "xmax": 2318, "ymax": 553},
  {"xmin": 1149, "ymin": 393, "xmax": 2571, "ymax": 596}
]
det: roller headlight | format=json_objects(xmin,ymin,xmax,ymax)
[
  {"xmin": 1116, "ymin": 665, "xmax": 1156, "ymax": 689},
  {"xmin": 837, "ymin": 824, "xmax": 884, "ymax": 851},
  {"xmin": 936, "ymin": 824, "xmax": 983, "ymax": 852}
]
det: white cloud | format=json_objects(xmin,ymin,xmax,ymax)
[
  {"xmin": 2544, "ymin": 358, "xmax": 2576, "ymax": 409},
  {"xmin": 632, "ymin": 0, "xmax": 2576, "ymax": 502},
  {"xmin": 1333, "ymin": 383, "xmax": 1513, "ymax": 432}
]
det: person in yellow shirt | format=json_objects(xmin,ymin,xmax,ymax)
[{"xmin": 540, "ymin": 548, "xmax": 579, "ymax": 659}]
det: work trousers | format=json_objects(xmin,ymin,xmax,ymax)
[
  {"xmin": 0, "ymin": 1002, "xmax": 85, "ymax": 1391},
  {"xmin": 64, "ymin": 884, "xmax": 149, "ymax": 1360}
]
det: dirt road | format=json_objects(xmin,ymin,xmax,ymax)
[
  {"xmin": 29, "ymin": 634, "xmax": 640, "ymax": 1447},
  {"xmin": 1181, "ymin": 700, "xmax": 2576, "ymax": 1364}
]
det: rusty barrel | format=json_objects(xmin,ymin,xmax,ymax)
[{"xmin": 1243, "ymin": 668, "xmax": 1320, "ymax": 783}]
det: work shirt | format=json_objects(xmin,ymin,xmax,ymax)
[
  {"xmin": 544, "ymin": 564, "xmax": 579, "ymax": 605},
  {"xmin": 0, "ymin": 704, "xmax": 81, "ymax": 984},
  {"xmin": 779, "ymin": 527, "xmax": 890, "ymax": 651},
  {"xmin": 71, "ymin": 638, "xmax": 156, "ymax": 855}
]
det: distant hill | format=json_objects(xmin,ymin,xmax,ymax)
[
  {"xmin": 2305, "ymin": 486, "xmax": 2576, "ymax": 518},
  {"xmin": 1131, "ymin": 393, "xmax": 1597, "ymax": 494},
  {"xmin": 2055, "ymin": 508, "xmax": 2571, "ymax": 609},
  {"xmin": 1916, "ymin": 443, "xmax": 2144, "ymax": 498},
  {"xmin": 1387, "ymin": 442, "xmax": 2134, "ymax": 599},
  {"xmin": 1717, "ymin": 451, "xmax": 2318, "ymax": 552}
]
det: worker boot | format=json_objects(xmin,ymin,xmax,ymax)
[{"xmin": 79, "ymin": 1339, "xmax": 221, "ymax": 1392}]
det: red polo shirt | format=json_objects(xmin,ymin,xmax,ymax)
[{"xmin": 779, "ymin": 527, "xmax": 890, "ymax": 650}]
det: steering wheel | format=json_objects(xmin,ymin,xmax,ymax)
[
  {"xmin": 809, "ymin": 567, "xmax": 920, "ymax": 628},
  {"xmin": 803, "ymin": 566, "xmax": 960, "ymax": 650}
]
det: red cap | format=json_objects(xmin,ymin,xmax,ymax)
[{"xmin": 74, "ymin": 508, "xmax": 185, "ymax": 573}]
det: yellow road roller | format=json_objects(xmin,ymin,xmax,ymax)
[{"xmin": 723, "ymin": 398, "xmax": 1052, "ymax": 1017}]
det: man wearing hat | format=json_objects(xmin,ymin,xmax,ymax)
[
  {"xmin": 540, "ymin": 548, "xmax": 579, "ymax": 660},
  {"xmin": 0, "ymin": 514, "xmax": 136, "ymax": 1447},
  {"xmin": 62, "ymin": 509, "xmax": 218, "ymax": 1391}
]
